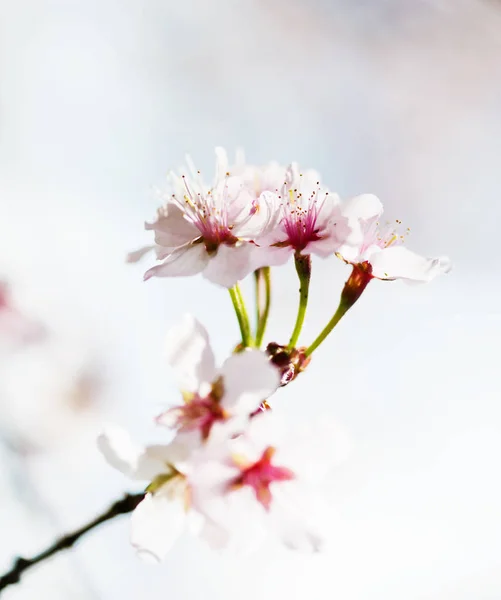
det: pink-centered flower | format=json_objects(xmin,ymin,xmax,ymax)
[
  {"xmin": 156, "ymin": 314, "xmax": 280, "ymax": 442},
  {"xmin": 189, "ymin": 412, "xmax": 351, "ymax": 554},
  {"xmin": 338, "ymin": 194, "xmax": 452, "ymax": 282},
  {"xmin": 251, "ymin": 163, "xmax": 352, "ymax": 266},
  {"xmin": 129, "ymin": 148, "xmax": 278, "ymax": 288}
]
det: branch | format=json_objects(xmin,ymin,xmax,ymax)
[{"xmin": 0, "ymin": 492, "xmax": 144, "ymax": 593}]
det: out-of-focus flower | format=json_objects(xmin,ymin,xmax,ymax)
[
  {"xmin": 252, "ymin": 164, "xmax": 352, "ymax": 267},
  {"xmin": 337, "ymin": 194, "xmax": 451, "ymax": 282},
  {"xmin": 156, "ymin": 315, "xmax": 280, "ymax": 441},
  {"xmin": 0, "ymin": 281, "xmax": 46, "ymax": 352},
  {"xmin": 129, "ymin": 148, "xmax": 278, "ymax": 288},
  {"xmin": 189, "ymin": 412, "xmax": 349, "ymax": 554}
]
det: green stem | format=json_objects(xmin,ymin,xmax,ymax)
[
  {"xmin": 304, "ymin": 264, "xmax": 372, "ymax": 358},
  {"xmin": 287, "ymin": 254, "xmax": 312, "ymax": 350},
  {"xmin": 229, "ymin": 284, "xmax": 253, "ymax": 348},
  {"xmin": 254, "ymin": 267, "xmax": 271, "ymax": 348},
  {"xmin": 303, "ymin": 301, "xmax": 350, "ymax": 357}
]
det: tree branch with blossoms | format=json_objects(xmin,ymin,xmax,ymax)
[{"xmin": 0, "ymin": 148, "xmax": 451, "ymax": 591}]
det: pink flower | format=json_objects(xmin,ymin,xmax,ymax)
[
  {"xmin": 156, "ymin": 314, "xmax": 280, "ymax": 442},
  {"xmin": 252, "ymin": 164, "xmax": 352, "ymax": 266},
  {"xmin": 130, "ymin": 148, "xmax": 278, "ymax": 288},
  {"xmin": 189, "ymin": 412, "xmax": 351, "ymax": 554},
  {"xmin": 338, "ymin": 194, "xmax": 452, "ymax": 282}
]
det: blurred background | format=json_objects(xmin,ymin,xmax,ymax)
[{"xmin": 0, "ymin": 0, "xmax": 500, "ymax": 598}]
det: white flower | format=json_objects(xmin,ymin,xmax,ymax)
[
  {"xmin": 338, "ymin": 194, "xmax": 452, "ymax": 282},
  {"xmin": 98, "ymin": 426, "xmax": 200, "ymax": 562},
  {"xmin": 189, "ymin": 412, "xmax": 349, "ymax": 554},
  {"xmin": 131, "ymin": 148, "xmax": 279, "ymax": 288},
  {"xmin": 250, "ymin": 163, "xmax": 352, "ymax": 267},
  {"xmin": 156, "ymin": 314, "xmax": 280, "ymax": 441}
]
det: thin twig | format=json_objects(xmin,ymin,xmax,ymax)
[{"xmin": 0, "ymin": 492, "xmax": 144, "ymax": 593}]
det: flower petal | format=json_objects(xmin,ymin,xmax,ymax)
[
  {"xmin": 342, "ymin": 193, "xmax": 383, "ymax": 222},
  {"xmin": 233, "ymin": 191, "xmax": 282, "ymax": 239},
  {"xmin": 131, "ymin": 485, "xmax": 186, "ymax": 562},
  {"xmin": 220, "ymin": 350, "xmax": 280, "ymax": 414},
  {"xmin": 165, "ymin": 314, "xmax": 216, "ymax": 392},
  {"xmin": 97, "ymin": 427, "xmax": 169, "ymax": 481},
  {"xmin": 143, "ymin": 243, "xmax": 209, "ymax": 280},
  {"xmin": 145, "ymin": 203, "xmax": 198, "ymax": 248},
  {"xmin": 342, "ymin": 194, "xmax": 383, "ymax": 246},
  {"xmin": 126, "ymin": 245, "xmax": 156, "ymax": 263},
  {"xmin": 270, "ymin": 484, "xmax": 330, "ymax": 553},
  {"xmin": 202, "ymin": 243, "xmax": 254, "ymax": 288},
  {"xmin": 370, "ymin": 246, "xmax": 452, "ymax": 282}
]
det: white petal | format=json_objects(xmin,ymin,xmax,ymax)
[
  {"xmin": 342, "ymin": 193, "xmax": 383, "ymax": 222},
  {"xmin": 130, "ymin": 486, "xmax": 186, "ymax": 562},
  {"xmin": 144, "ymin": 243, "xmax": 209, "ymax": 280},
  {"xmin": 202, "ymin": 243, "xmax": 254, "ymax": 288},
  {"xmin": 370, "ymin": 246, "xmax": 452, "ymax": 282},
  {"xmin": 233, "ymin": 191, "xmax": 282, "ymax": 239},
  {"xmin": 145, "ymin": 203, "xmax": 199, "ymax": 248},
  {"xmin": 165, "ymin": 314, "xmax": 216, "ymax": 392},
  {"xmin": 97, "ymin": 427, "xmax": 169, "ymax": 481},
  {"xmin": 250, "ymin": 244, "xmax": 292, "ymax": 269},
  {"xmin": 342, "ymin": 194, "xmax": 384, "ymax": 247},
  {"xmin": 215, "ymin": 146, "xmax": 229, "ymax": 183},
  {"xmin": 126, "ymin": 245, "xmax": 156, "ymax": 263},
  {"xmin": 270, "ymin": 484, "xmax": 331, "ymax": 553},
  {"xmin": 220, "ymin": 350, "xmax": 280, "ymax": 414}
]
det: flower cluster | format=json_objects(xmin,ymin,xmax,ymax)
[
  {"xmin": 99, "ymin": 315, "xmax": 343, "ymax": 560},
  {"xmin": 130, "ymin": 148, "xmax": 450, "ymax": 288},
  {"xmin": 101, "ymin": 148, "xmax": 451, "ymax": 562}
]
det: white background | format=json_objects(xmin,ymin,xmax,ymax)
[{"xmin": 0, "ymin": 0, "xmax": 500, "ymax": 598}]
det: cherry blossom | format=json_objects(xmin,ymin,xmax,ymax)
[
  {"xmin": 98, "ymin": 426, "xmax": 207, "ymax": 562},
  {"xmin": 130, "ymin": 148, "xmax": 279, "ymax": 288},
  {"xmin": 189, "ymin": 412, "xmax": 350, "ymax": 554},
  {"xmin": 337, "ymin": 194, "xmax": 451, "ymax": 282},
  {"xmin": 250, "ymin": 163, "xmax": 352, "ymax": 267},
  {"xmin": 156, "ymin": 314, "xmax": 280, "ymax": 442}
]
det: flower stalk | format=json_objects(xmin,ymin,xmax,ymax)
[
  {"xmin": 254, "ymin": 267, "xmax": 271, "ymax": 348},
  {"xmin": 287, "ymin": 253, "xmax": 312, "ymax": 350},
  {"xmin": 304, "ymin": 263, "xmax": 372, "ymax": 357},
  {"xmin": 229, "ymin": 284, "xmax": 253, "ymax": 348}
]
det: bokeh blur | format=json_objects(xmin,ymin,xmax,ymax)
[{"xmin": 0, "ymin": 0, "xmax": 500, "ymax": 598}]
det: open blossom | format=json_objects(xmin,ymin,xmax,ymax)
[
  {"xmin": 130, "ymin": 148, "xmax": 278, "ymax": 288},
  {"xmin": 156, "ymin": 314, "xmax": 280, "ymax": 441},
  {"xmin": 189, "ymin": 412, "xmax": 350, "ymax": 554},
  {"xmin": 98, "ymin": 426, "xmax": 211, "ymax": 562},
  {"xmin": 338, "ymin": 194, "xmax": 452, "ymax": 282},
  {"xmin": 250, "ymin": 163, "xmax": 353, "ymax": 267}
]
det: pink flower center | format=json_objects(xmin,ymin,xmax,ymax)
[
  {"xmin": 278, "ymin": 185, "xmax": 325, "ymax": 252},
  {"xmin": 161, "ymin": 379, "xmax": 227, "ymax": 440},
  {"xmin": 229, "ymin": 446, "xmax": 295, "ymax": 510},
  {"xmin": 173, "ymin": 175, "xmax": 238, "ymax": 254}
]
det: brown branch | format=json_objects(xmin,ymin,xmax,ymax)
[{"xmin": 0, "ymin": 492, "xmax": 144, "ymax": 594}]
